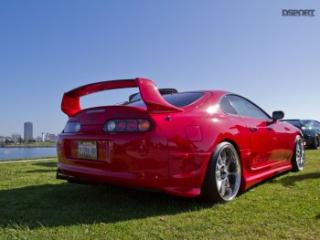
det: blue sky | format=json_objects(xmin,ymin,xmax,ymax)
[{"xmin": 0, "ymin": 0, "xmax": 319, "ymax": 137}]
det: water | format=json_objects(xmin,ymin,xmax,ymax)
[{"xmin": 0, "ymin": 147, "xmax": 57, "ymax": 160}]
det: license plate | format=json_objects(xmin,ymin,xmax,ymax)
[{"xmin": 77, "ymin": 141, "xmax": 97, "ymax": 160}]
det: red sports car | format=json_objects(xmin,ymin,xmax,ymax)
[{"xmin": 56, "ymin": 78, "xmax": 304, "ymax": 202}]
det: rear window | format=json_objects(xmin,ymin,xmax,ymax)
[{"xmin": 126, "ymin": 92, "xmax": 204, "ymax": 107}]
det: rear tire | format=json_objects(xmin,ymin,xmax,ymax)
[
  {"xmin": 292, "ymin": 135, "xmax": 305, "ymax": 172},
  {"xmin": 67, "ymin": 179, "xmax": 76, "ymax": 184},
  {"xmin": 202, "ymin": 142, "xmax": 241, "ymax": 202}
]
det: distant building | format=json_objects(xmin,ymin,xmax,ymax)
[
  {"xmin": 24, "ymin": 122, "xmax": 33, "ymax": 142},
  {"xmin": 0, "ymin": 136, "xmax": 5, "ymax": 143},
  {"xmin": 40, "ymin": 133, "xmax": 57, "ymax": 142},
  {"xmin": 46, "ymin": 133, "xmax": 57, "ymax": 142}
]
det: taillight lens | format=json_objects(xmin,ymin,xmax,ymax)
[
  {"xmin": 138, "ymin": 119, "xmax": 151, "ymax": 131},
  {"xmin": 106, "ymin": 121, "xmax": 116, "ymax": 132},
  {"xmin": 104, "ymin": 119, "xmax": 152, "ymax": 133},
  {"xmin": 63, "ymin": 122, "xmax": 80, "ymax": 133},
  {"xmin": 127, "ymin": 120, "xmax": 138, "ymax": 132}
]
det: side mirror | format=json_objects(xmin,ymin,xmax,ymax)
[{"xmin": 272, "ymin": 111, "xmax": 284, "ymax": 120}]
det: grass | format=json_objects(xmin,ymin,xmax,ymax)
[{"xmin": 0, "ymin": 151, "xmax": 319, "ymax": 240}]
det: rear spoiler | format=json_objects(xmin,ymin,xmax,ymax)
[{"xmin": 61, "ymin": 77, "xmax": 183, "ymax": 117}]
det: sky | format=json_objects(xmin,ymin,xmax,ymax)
[{"xmin": 0, "ymin": 0, "xmax": 319, "ymax": 137}]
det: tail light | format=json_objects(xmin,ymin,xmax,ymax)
[{"xmin": 104, "ymin": 119, "xmax": 152, "ymax": 133}]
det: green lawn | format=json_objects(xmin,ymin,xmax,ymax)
[{"xmin": 0, "ymin": 151, "xmax": 319, "ymax": 240}]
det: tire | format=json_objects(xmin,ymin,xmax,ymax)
[
  {"xmin": 292, "ymin": 135, "xmax": 305, "ymax": 172},
  {"xmin": 67, "ymin": 179, "xmax": 76, "ymax": 184},
  {"xmin": 311, "ymin": 136, "xmax": 320, "ymax": 150},
  {"xmin": 202, "ymin": 142, "xmax": 241, "ymax": 202}
]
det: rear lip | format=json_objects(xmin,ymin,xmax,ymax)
[{"xmin": 56, "ymin": 161, "xmax": 203, "ymax": 198}]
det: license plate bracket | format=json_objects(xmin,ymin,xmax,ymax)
[{"xmin": 77, "ymin": 141, "xmax": 97, "ymax": 160}]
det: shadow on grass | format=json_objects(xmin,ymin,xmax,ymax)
[
  {"xmin": 271, "ymin": 172, "xmax": 320, "ymax": 187},
  {"xmin": 316, "ymin": 214, "xmax": 320, "ymax": 220},
  {"xmin": 0, "ymin": 183, "xmax": 212, "ymax": 229},
  {"xmin": 26, "ymin": 169, "xmax": 56, "ymax": 173},
  {"xmin": 32, "ymin": 161, "xmax": 57, "ymax": 168}
]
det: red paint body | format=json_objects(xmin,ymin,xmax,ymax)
[{"xmin": 57, "ymin": 78, "xmax": 300, "ymax": 197}]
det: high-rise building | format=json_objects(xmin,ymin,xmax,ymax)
[{"xmin": 24, "ymin": 122, "xmax": 33, "ymax": 142}]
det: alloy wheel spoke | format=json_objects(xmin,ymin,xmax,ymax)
[
  {"xmin": 219, "ymin": 179, "xmax": 227, "ymax": 196},
  {"xmin": 216, "ymin": 170, "xmax": 222, "ymax": 180},
  {"xmin": 221, "ymin": 150, "xmax": 227, "ymax": 165},
  {"xmin": 217, "ymin": 179, "xmax": 223, "ymax": 193},
  {"xmin": 217, "ymin": 155, "xmax": 223, "ymax": 169}
]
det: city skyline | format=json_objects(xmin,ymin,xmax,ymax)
[
  {"xmin": 0, "ymin": 122, "xmax": 59, "ymax": 138},
  {"xmin": 0, "ymin": 121, "xmax": 58, "ymax": 140},
  {"xmin": 0, "ymin": 1, "xmax": 319, "ymax": 136}
]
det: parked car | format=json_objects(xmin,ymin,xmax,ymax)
[
  {"xmin": 57, "ymin": 78, "xmax": 304, "ymax": 202},
  {"xmin": 282, "ymin": 119, "xmax": 320, "ymax": 149}
]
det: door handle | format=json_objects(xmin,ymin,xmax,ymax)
[{"xmin": 249, "ymin": 127, "xmax": 258, "ymax": 133}]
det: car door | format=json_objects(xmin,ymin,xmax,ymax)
[
  {"xmin": 270, "ymin": 120, "xmax": 295, "ymax": 162},
  {"xmin": 226, "ymin": 95, "xmax": 276, "ymax": 171}
]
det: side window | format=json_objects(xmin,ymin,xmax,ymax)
[
  {"xmin": 313, "ymin": 121, "xmax": 320, "ymax": 129},
  {"xmin": 220, "ymin": 96, "xmax": 238, "ymax": 115},
  {"xmin": 228, "ymin": 95, "xmax": 270, "ymax": 120},
  {"xmin": 309, "ymin": 121, "xmax": 315, "ymax": 128}
]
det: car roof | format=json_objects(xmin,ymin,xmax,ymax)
[{"xmin": 284, "ymin": 119, "xmax": 318, "ymax": 122}]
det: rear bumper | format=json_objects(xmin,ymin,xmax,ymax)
[
  {"xmin": 57, "ymin": 134, "xmax": 211, "ymax": 198},
  {"xmin": 56, "ymin": 157, "xmax": 209, "ymax": 197}
]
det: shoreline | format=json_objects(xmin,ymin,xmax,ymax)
[
  {"xmin": 0, "ymin": 145, "xmax": 56, "ymax": 148},
  {"xmin": 0, "ymin": 157, "xmax": 56, "ymax": 163}
]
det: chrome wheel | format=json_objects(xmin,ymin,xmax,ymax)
[
  {"xmin": 295, "ymin": 137, "xmax": 304, "ymax": 170},
  {"xmin": 215, "ymin": 145, "xmax": 241, "ymax": 201}
]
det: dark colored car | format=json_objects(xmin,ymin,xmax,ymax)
[{"xmin": 282, "ymin": 119, "xmax": 320, "ymax": 149}]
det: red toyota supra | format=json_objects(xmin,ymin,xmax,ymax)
[{"xmin": 56, "ymin": 77, "xmax": 304, "ymax": 202}]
